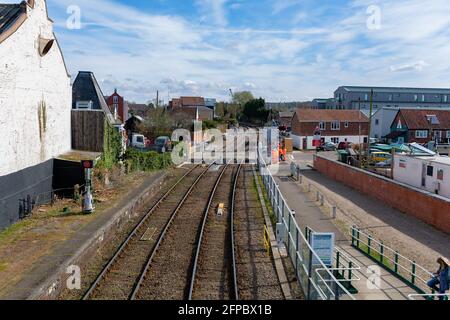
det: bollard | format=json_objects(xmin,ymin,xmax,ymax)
[
  {"xmin": 332, "ymin": 206, "xmax": 337, "ymax": 219},
  {"xmin": 308, "ymin": 183, "xmax": 311, "ymax": 192},
  {"xmin": 320, "ymin": 195, "xmax": 324, "ymax": 206}
]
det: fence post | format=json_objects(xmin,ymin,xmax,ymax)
[
  {"xmin": 356, "ymin": 228, "xmax": 360, "ymax": 248},
  {"xmin": 287, "ymin": 214, "xmax": 291, "ymax": 252},
  {"xmin": 320, "ymin": 195, "xmax": 324, "ymax": 206},
  {"xmin": 336, "ymin": 251, "xmax": 340, "ymax": 274},
  {"xmin": 348, "ymin": 261, "xmax": 353, "ymax": 281},
  {"xmin": 367, "ymin": 236, "xmax": 372, "ymax": 256},
  {"xmin": 411, "ymin": 261, "xmax": 416, "ymax": 285},
  {"xmin": 394, "ymin": 252, "xmax": 399, "ymax": 274},
  {"xmin": 316, "ymin": 191, "xmax": 320, "ymax": 201},
  {"xmin": 351, "ymin": 227, "xmax": 355, "ymax": 246},
  {"xmin": 380, "ymin": 243, "xmax": 384, "ymax": 264},
  {"xmin": 331, "ymin": 206, "xmax": 337, "ymax": 219}
]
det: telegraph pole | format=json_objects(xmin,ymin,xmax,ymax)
[{"xmin": 366, "ymin": 89, "xmax": 374, "ymax": 169}]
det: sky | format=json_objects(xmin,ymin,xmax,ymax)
[{"xmin": 7, "ymin": 0, "xmax": 450, "ymax": 103}]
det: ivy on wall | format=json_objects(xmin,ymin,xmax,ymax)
[{"xmin": 101, "ymin": 120, "xmax": 123, "ymax": 169}]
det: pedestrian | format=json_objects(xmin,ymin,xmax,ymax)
[{"xmin": 427, "ymin": 257, "xmax": 449, "ymax": 300}]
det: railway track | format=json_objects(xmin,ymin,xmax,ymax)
[
  {"xmin": 131, "ymin": 164, "xmax": 229, "ymax": 300},
  {"xmin": 82, "ymin": 164, "xmax": 209, "ymax": 300},
  {"xmin": 188, "ymin": 164, "xmax": 242, "ymax": 300}
]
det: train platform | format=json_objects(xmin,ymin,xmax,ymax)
[
  {"xmin": 268, "ymin": 161, "xmax": 422, "ymax": 300},
  {"xmin": 0, "ymin": 170, "xmax": 169, "ymax": 300}
]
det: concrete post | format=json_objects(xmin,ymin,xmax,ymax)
[
  {"xmin": 320, "ymin": 195, "xmax": 324, "ymax": 206},
  {"xmin": 316, "ymin": 191, "xmax": 320, "ymax": 201}
]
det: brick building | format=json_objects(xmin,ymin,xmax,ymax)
[
  {"xmin": 291, "ymin": 109, "xmax": 369, "ymax": 150},
  {"xmin": 106, "ymin": 89, "xmax": 128, "ymax": 123},
  {"xmin": 387, "ymin": 109, "xmax": 450, "ymax": 144}
]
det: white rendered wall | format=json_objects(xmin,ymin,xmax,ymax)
[
  {"xmin": 394, "ymin": 155, "xmax": 450, "ymax": 198},
  {"xmin": 0, "ymin": 0, "xmax": 71, "ymax": 177}
]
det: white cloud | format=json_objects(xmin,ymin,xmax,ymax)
[
  {"xmin": 390, "ymin": 61, "xmax": 429, "ymax": 73},
  {"xmin": 41, "ymin": 0, "xmax": 450, "ymax": 102},
  {"xmin": 196, "ymin": 0, "xmax": 228, "ymax": 27}
]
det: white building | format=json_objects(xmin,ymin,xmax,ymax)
[
  {"xmin": 0, "ymin": 0, "xmax": 71, "ymax": 229},
  {"xmin": 393, "ymin": 154, "xmax": 450, "ymax": 199}
]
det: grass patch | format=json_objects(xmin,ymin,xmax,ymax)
[
  {"xmin": 356, "ymin": 242, "xmax": 394, "ymax": 270},
  {"xmin": 0, "ymin": 220, "xmax": 34, "ymax": 244},
  {"xmin": 253, "ymin": 173, "xmax": 277, "ymax": 226}
]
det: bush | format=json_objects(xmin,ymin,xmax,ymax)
[{"xmin": 124, "ymin": 148, "xmax": 172, "ymax": 172}]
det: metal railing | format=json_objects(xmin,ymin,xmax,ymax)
[
  {"xmin": 351, "ymin": 226, "xmax": 435, "ymax": 294},
  {"xmin": 305, "ymin": 226, "xmax": 361, "ymax": 286},
  {"xmin": 257, "ymin": 147, "xmax": 356, "ymax": 300}
]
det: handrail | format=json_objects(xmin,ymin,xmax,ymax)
[
  {"xmin": 257, "ymin": 146, "xmax": 356, "ymax": 300},
  {"xmin": 351, "ymin": 226, "xmax": 434, "ymax": 292}
]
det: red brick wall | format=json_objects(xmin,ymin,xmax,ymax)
[
  {"xmin": 313, "ymin": 155, "xmax": 450, "ymax": 234},
  {"xmin": 292, "ymin": 120, "xmax": 369, "ymax": 137}
]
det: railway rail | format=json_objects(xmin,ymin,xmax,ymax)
[
  {"xmin": 188, "ymin": 164, "xmax": 243, "ymax": 300},
  {"xmin": 131, "ymin": 164, "xmax": 229, "ymax": 300},
  {"xmin": 82, "ymin": 164, "xmax": 209, "ymax": 300}
]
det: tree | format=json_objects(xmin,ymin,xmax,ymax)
[
  {"xmin": 232, "ymin": 91, "xmax": 254, "ymax": 106},
  {"xmin": 242, "ymin": 98, "xmax": 269, "ymax": 125},
  {"xmin": 139, "ymin": 107, "xmax": 174, "ymax": 141}
]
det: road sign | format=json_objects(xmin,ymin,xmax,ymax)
[{"xmin": 310, "ymin": 232, "xmax": 335, "ymax": 267}]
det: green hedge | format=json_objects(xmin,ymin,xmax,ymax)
[{"xmin": 124, "ymin": 148, "xmax": 172, "ymax": 172}]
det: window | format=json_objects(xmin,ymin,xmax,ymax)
[
  {"xmin": 331, "ymin": 121, "xmax": 340, "ymax": 130},
  {"xmin": 113, "ymin": 96, "xmax": 119, "ymax": 103},
  {"xmin": 331, "ymin": 137, "xmax": 340, "ymax": 144},
  {"xmin": 447, "ymin": 131, "xmax": 450, "ymax": 139},
  {"xmin": 415, "ymin": 130, "xmax": 428, "ymax": 138},
  {"xmin": 344, "ymin": 122, "xmax": 349, "ymax": 128},
  {"xmin": 414, "ymin": 94, "xmax": 418, "ymax": 101},
  {"xmin": 364, "ymin": 94, "xmax": 368, "ymax": 101},
  {"xmin": 76, "ymin": 101, "xmax": 92, "ymax": 109},
  {"xmin": 427, "ymin": 166, "xmax": 434, "ymax": 177},
  {"xmin": 319, "ymin": 122, "xmax": 326, "ymax": 130},
  {"xmin": 427, "ymin": 115, "xmax": 440, "ymax": 125},
  {"xmin": 421, "ymin": 94, "xmax": 425, "ymax": 102},
  {"xmin": 389, "ymin": 94, "xmax": 393, "ymax": 101},
  {"xmin": 375, "ymin": 119, "xmax": 380, "ymax": 125},
  {"xmin": 444, "ymin": 95, "xmax": 448, "ymax": 103}
]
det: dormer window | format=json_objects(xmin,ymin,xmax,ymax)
[
  {"xmin": 76, "ymin": 101, "xmax": 93, "ymax": 109},
  {"xmin": 427, "ymin": 115, "xmax": 439, "ymax": 125}
]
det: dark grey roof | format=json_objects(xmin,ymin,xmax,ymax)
[
  {"xmin": 338, "ymin": 86, "xmax": 450, "ymax": 94},
  {"xmin": 72, "ymin": 71, "xmax": 117, "ymax": 124},
  {"xmin": 0, "ymin": 2, "xmax": 26, "ymax": 35}
]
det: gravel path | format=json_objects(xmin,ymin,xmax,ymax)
[{"xmin": 234, "ymin": 166, "xmax": 284, "ymax": 300}]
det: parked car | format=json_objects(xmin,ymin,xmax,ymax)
[
  {"xmin": 317, "ymin": 142, "xmax": 337, "ymax": 151},
  {"xmin": 130, "ymin": 133, "xmax": 151, "ymax": 149},
  {"xmin": 152, "ymin": 136, "xmax": 172, "ymax": 153},
  {"xmin": 338, "ymin": 142, "xmax": 353, "ymax": 150}
]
